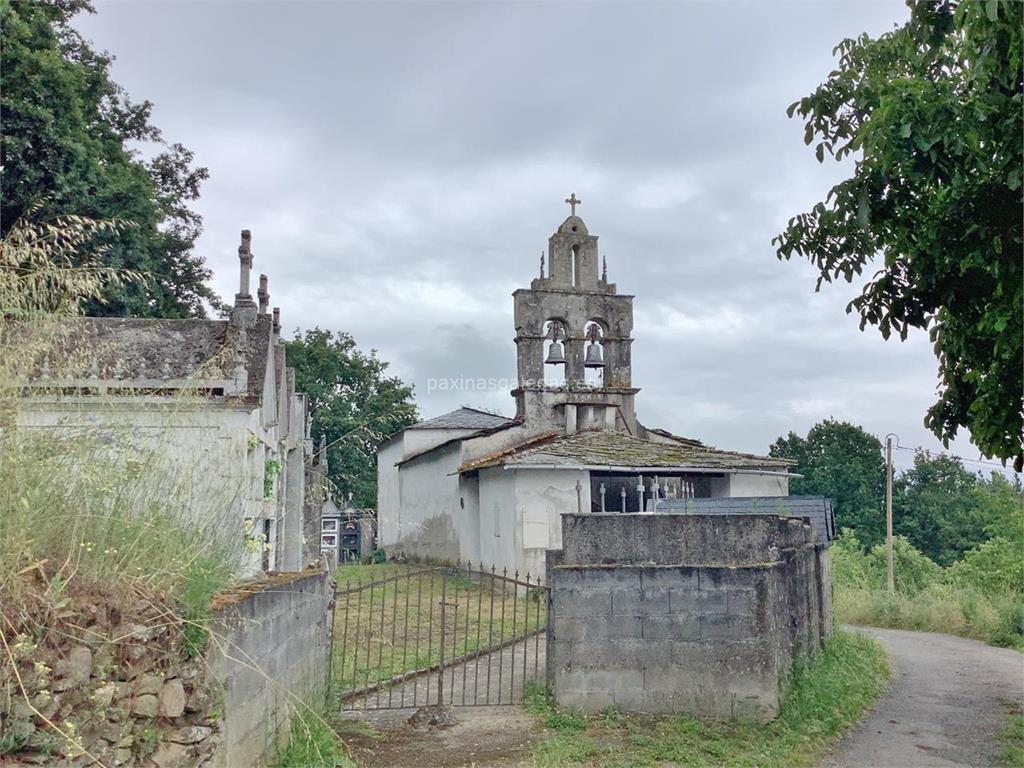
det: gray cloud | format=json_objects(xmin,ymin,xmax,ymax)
[{"xmin": 76, "ymin": 0, "xmax": 999, "ymax": 473}]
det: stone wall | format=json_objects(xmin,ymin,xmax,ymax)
[
  {"xmin": 547, "ymin": 513, "xmax": 831, "ymax": 722},
  {"xmin": 205, "ymin": 569, "xmax": 331, "ymax": 767}
]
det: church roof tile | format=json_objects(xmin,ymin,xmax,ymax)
[
  {"xmin": 409, "ymin": 407, "xmax": 514, "ymax": 431},
  {"xmin": 457, "ymin": 429, "xmax": 792, "ymax": 474}
]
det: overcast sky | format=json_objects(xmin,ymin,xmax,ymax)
[{"xmin": 76, "ymin": 0, "xmax": 1004, "ymax": 473}]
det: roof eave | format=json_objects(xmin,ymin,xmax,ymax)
[{"xmin": 457, "ymin": 462, "xmax": 801, "ymax": 477}]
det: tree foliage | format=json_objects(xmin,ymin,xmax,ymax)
[
  {"xmin": 893, "ymin": 450, "xmax": 987, "ymax": 565},
  {"xmin": 285, "ymin": 328, "xmax": 417, "ymax": 508},
  {"xmin": 770, "ymin": 419, "xmax": 886, "ymax": 548},
  {"xmin": 772, "ymin": 419, "xmax": 1023, "ymax": 564},
  {"xmin": 1, "ymin": 0, "xmax": 216, "ymax": 317},
  {"xmin": 775, "ymin": 0, "xmax": 1023, "ymax": 468}
]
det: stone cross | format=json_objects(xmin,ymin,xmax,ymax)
[{"xmin": 565, "ymin": 193, "xmax": 581, "ymax": 216}]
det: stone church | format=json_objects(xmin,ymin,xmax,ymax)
[{"xmin": 378, "ymin": 198, "xmax": 799, "ymax": 576}]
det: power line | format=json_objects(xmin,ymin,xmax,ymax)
[{"xmin": 890, "ymin": 442, "xmax": 1017, "ymax": 471}]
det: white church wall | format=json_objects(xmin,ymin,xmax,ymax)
[
  {"xmin": 460, "ymin": 424, "xmax": 541, "ymax": 465},
  {"xmin": 729, "ymin": 472, "xmax": 789, "ymax": 497},
  {"xmin": 458, "ymin": 474, "xmax": 482, "ymax": 564},
  {"xmin": 403, "ymin": 428, "xmax": 477, "ymax": 457},
  {"xmin": 394, "ymin": 443, "xmax": 463, "ymax": 562},
  {"xmin": 478, "ymin": 467, "xmax": 517, "ymax": 572},
  {"xmin": 376, "ymin": 436, "xmax": 403, "ymax": 548},
  {"xmin": 513, "ymin": 468, "xmax": 590, "ymax": 577}
]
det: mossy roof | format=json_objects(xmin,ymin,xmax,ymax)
[
  {"xmin": 19, "ymin": 316, "xmax": 273, "ymax": 399},
  {"xmin": 458, "ymin": 429, "xmax": 792, "ymax": 474}
]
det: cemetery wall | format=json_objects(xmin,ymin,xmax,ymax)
[
  {"xmin": 206, "ymin": 569, "xmax": 331, "ymax": 767},
  {"xmin": 547, "ymin": 513, "xmax": 831, "ymax": 722}
]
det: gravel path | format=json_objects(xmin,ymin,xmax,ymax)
[{"xmin": 822, "ymin": 627, "xmax": 1024, "ymax": 768}]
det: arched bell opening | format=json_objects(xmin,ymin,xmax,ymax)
[
  {"xmin": 583, "ymin": 320, "xmax": 606, "ymax": 387},
  {"xmin": 571, "ymin": 244, "xmax": 581, "ymax": 287},
  {"xmin": 543, "ymin": 318, "xmax": 567, "ymax": 387}
]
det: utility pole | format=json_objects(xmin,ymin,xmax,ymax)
[{"xmin": 885, "ymin": 435, "xmax": 895, "ymax": 595}]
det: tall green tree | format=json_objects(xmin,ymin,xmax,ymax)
[
  {"xmin": 893, "ymin": 451, "xmax": 985, "ymax": 565},
  {"xmin": 1, "ymin": 0, "xmax": 215, "ymax": 317},
  {"xmin": 285, "ymin": 328, "xmax": 417, "ymax": 508},
  {"xmin": 774, "ymin": 0, "xmax": 1023, "ymax": 469},
  {"xmin": 974, "ymin": 471, "xmax": 1024, "ymax": 543},
  {"xmin": 769, "ymin": 419, "xmax": 886, "ymax": 548}
]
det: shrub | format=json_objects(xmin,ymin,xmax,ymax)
[
  {"xmin": 948, "ymin": 537, "xmax": 1024, "ymax": 597},
  {"xmin": 833, "ymin": 518, "xmax": 1022, "ymax": 649},
  {"xmin": 866, "ymin": 536, "xmax": 943, "ymax": 596},
  {"xmin": 830, "ymin": 529, "xmax": 873, "ymax": 591},
  {"xmin": 988, "ymin": 599, "xmax": 1024, "ymax": 649},
  {"xmin": 832, "ymin": 529, "xmax": 942, "ymax": 596}
]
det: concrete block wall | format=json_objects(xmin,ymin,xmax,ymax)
[
  {"xmin": 548, "ymin": 514, "xmax": 831, "ymax": 723},
  {"xmin": 558, "ymin": 512, "xmax": 819, "ymax": 567},
  {"xmin": 206, "ymin": 570, "xmax": 331, "ymax": 767}
]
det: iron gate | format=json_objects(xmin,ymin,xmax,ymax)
[{"xmin": 329, "ymin": 562, "xmax": 549, "ymax": 710}]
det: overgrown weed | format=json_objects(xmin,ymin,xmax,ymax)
[
  {"xmin": 0, "ymin": 210, "xmax": 245, "ymax": 759},
  {"xmin": 832, "ymin": 530, "xmax": 1024, "ymax": 649},
  {"xmin": 274, "ymin": 708, "xmax": 355, "ymax": 768},
  {"xmin": 999, "ymin": 702, "xmax": 1024, "ymax": 768}
]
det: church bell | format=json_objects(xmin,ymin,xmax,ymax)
[
  {"xmin": 584, "ymin": 342, "xmax": 604, "ymax": 368},
  {"xmin": 545, "ymin": 341, "xmax": 566, "ymax": 365}
]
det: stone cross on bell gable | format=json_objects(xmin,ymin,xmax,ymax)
[{"xmin": 565, "ymin": 193, "xmax": 581, "ymax": 216}]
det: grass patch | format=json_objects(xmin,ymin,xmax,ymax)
[
  {"xmin": 526, "ymin": 630, "xmax": 889, "ymax": 767},
  {"xmin": 835, "ymin": 584, "xmax": 1024, "ymax": 650},
  {"xmin": 330, "ymin": 563, "xmax": 545, "ymax": 698},
  {"xmin": 999, "ymin": 701, "xmax": 1024, "ymax": 768},
  {"xmin": 273, "ymin": 709, "xmax": 356, "ymax": 768}
]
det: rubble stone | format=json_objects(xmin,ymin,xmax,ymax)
[
  {"xmin": 131, "ymin": 693, "xmax": 158, "ymax": 718},
  {"xmin": 158, "ymin": 679, "xmax": 186, "ymax": 718}
]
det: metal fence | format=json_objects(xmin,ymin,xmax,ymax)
[{"xmin": 330, "ymin": 563, "xmax": 549, "ymax": 710}]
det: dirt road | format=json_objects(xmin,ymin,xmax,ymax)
[{"xmin": 822, "ymin": 627, "xmax": 1023, "ymax": 768}]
